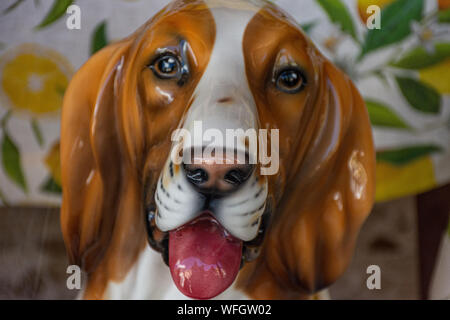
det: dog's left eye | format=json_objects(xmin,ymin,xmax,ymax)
[
  {"xmin": 150, "ymin": 54, "xmax": 181, "ymax": 79},
  {"xmin": 275, "ymin": 68, "xmax": 306, "ymax": 94}
]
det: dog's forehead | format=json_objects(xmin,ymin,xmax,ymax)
[
  {"xmin": 157, "ymin": 0, "xmax": 299, "ymax": 45},
  {"xmin": 158, "ymin": 0, "xmax": 264, "ymax": 25},
  {"xmin": 180, "ymin": 1, "xmax": 262, "ymax": 138},
  {"xmin": 172, "ymin": 0, "xmax": 267, "ymax": 12},
  {"xmin": 164, "ymin": 1, "xmax": 308, "ymax": 70}
]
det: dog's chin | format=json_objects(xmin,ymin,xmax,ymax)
[{"xmin": 145, "ymin": 199, "xmax": 271, "ymax": 299}]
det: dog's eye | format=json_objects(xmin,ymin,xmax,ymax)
[
  {"xmin": 150, "ymin": 54, "xmax": 181, "ymax": 79},
  {"xmin": 275, "ymin": 68, "xmax": 306, "ymax": 94}
]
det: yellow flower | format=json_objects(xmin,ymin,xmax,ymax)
[
  {"xmin": 375, "ymin": 156, "xmax": 436, "ymax": 202},
  {"xmin": 356, "ymin": 0, "xmax": 393, "ymax": 24},
  {"xmin": 44, "ymin": 141, "xmax": 61, "ymax": 186},
  {"xmin": 0, "ymin": 43, "xmax": 72, "ymax": 116},
  {"xmin": 419, "ymin": 58, "xmax": 450, "ymax": 94}
]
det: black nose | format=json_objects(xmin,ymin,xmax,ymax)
[
  {"xmin": 185, "ymin": 168, "xmax": 209, "ymax": 185},
  {"xmin": 183, "ymin": 162, "xmax": 254, "ymax": 193},
  {"xmin": 223, "ymin": 169, "xmax": 252, "ymax": 186}
]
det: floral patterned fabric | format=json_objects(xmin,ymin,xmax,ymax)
[{"xmin": 0, "ymin": 0, "xmax": 449, "ymax": 206}]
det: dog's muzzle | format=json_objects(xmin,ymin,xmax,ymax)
[{"xmin": 145, "ymin": 138, "xmax": 271, "ymax": 299}]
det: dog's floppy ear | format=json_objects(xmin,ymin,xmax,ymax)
[
  {"xmin": 60, "ymin": 39, "xmax": 146, "ymax": 295},
  {"xmin": 239, "ymin": 60, "xmax": 375, "ymax": 298}
]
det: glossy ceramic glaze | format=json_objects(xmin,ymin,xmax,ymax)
[{"xmin": 60, "ymin": 0, "xmax": 375, "ymax": 299}]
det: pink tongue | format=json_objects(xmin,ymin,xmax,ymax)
[{"xmin": 169, "ymin": 214, "xmax": 242, "ymax": 299}]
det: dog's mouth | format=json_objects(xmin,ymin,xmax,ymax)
[{"xmin": 145, "ymin": 200, "xmax": 270, "ymax": 299}]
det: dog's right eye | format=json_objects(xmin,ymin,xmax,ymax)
[{"xmin": 150, "ymin": 54, "xmax": 181, "ymax": 79}]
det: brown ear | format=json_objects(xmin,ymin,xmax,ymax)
[
  {"xmin": 238, "ymin": 61, "xmax": 375, "ymax": 299},
  {"xmin": 60, "ymin": 40, "xmax": 146, "ymax": 296}
]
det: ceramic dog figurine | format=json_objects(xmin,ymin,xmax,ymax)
[{"xmin": 60, "ymin": 0, "xmax": 375, "ymax": 299}]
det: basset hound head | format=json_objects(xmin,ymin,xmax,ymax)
[{"xmin": 61, "ymin": 0, "xmax": 375, "ymax": 300}]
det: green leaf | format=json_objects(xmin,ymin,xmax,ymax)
[
  {"xmin": 316, "ymin": 0, "xmax": 357, "ymax": 40},
  {"xmin": 31, "ymin": 118, "xmax": 44, "ymax": 147},
  {"xmin": 396, "ymin": 76, "xmax": 441, "ymax": 114},
  {"xmin": 1, "ymin": 110, "xmax": 12, "ymax": 129},
  {"xmin": 438, "ymin": 8, "xmax": 450, "ymax": 23},
  {"xmin": 391, "ymin": 43, "xmax": 450, "ymax": 69},
  {"xmin": 2, "ymin": 0, "xmax": 26, "ymax": 15},
  {"xmin": 36, "ymin": 0, "xmax": 74, "ymax": 29},
  {"xmin": 0, "ymin": 187, "xmax": 9, "ymax": 206},
  {"xmin": 300, "ymin": 21, "xmax": 317, "ymax": 34},
  {"xmin": 377, "ymin": 145, "xmax": 441, "ymax": 166},
  {"xmin": 90, "ymin": 21, "xmax": 108, "ymax": 55},
  {"xmin": 40, "ymin": 176, "xmax": 62, "ymax": 194},
  {"xmin": 365, "ymin": 99, "xmax": 410, "ymax": 129},
  {"xmin": 360, "ymin": 0, "xmax": 423, "ymax": 58},
  {"xmin": 55, "ymin": 85, "xmax": 66, "ymax": 97},
  {"xmin": 1, "ymin": 133, "xmax": 27, "ymax": 192}
]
